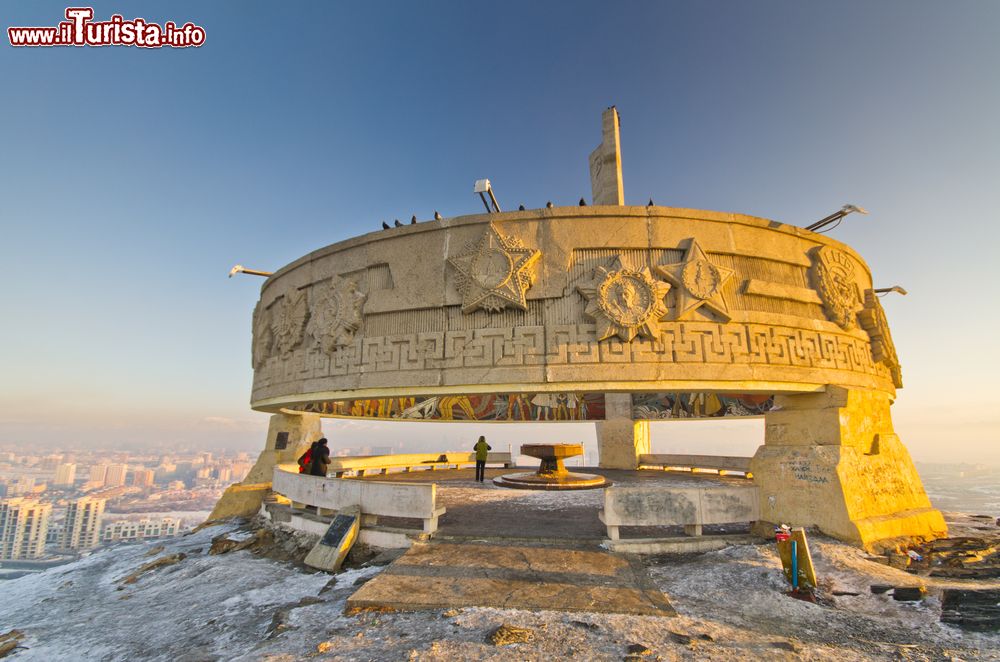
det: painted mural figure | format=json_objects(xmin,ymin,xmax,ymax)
[{"xmin": 438, "ymin": 395, "xmax": 477, "ymax": 420}]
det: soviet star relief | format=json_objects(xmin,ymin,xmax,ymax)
[
  {"xmin": 656, "ymin": 239, "xmax": 735, "ymax": 321},
  {"xmin": 447, "ymin": 222, "xmax": 540, "ymax": 313},
  {"xmin": 577, "ymin": 256, "xmax": 671, "ymax": 342}
]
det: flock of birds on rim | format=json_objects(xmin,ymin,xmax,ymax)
[{"xmin": 379, "ymin": 199, "xmax": 660, "ymax": 230}]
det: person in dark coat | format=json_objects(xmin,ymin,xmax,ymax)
[
  {"xmin": 473, "ymin": 435, "xmax": 491, "ymax": 482},
  {"xmin": 308, "ymin": 438, "xmax": 331, "ymax": 476}
]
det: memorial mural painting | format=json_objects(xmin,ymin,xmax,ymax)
[
  {"xmin": 631, "ymin": 393, "xmax": 774, "ymax": 419},
  {"xmin": 293, "ymin": 392, "xmax": 606, "ymax": 421}
]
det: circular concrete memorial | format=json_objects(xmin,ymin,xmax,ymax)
[
  {"xmin": 494, "ymin": 444, "xmax": 609, "ymax": 490},
  {"xmin": 216, "ymin": 108, "xmax": 947, "ymax": 551}
]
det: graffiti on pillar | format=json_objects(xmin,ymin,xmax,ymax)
[
  {"xmin": 631, "ymin": 393, "xmax": 774, "ymax": 419},
  {"xmin": 290, "ymin": 392, "xmax": 606, "ymax": 422}
]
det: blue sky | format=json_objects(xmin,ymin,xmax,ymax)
[{"xmin": 1, "ymin": 1, "xmax": 998, "ymax": 462}]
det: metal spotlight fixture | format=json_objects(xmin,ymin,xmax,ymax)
[
  {"xmin": 805, "ymin": 204, "xmax": 869, "ymax": 233},
  {"xmin": 474, "ymin": 179, "xmax": 501, "ymax": 213},
  {"xmin": 228, "ymin": 264, "xmax": 273, "ymax": 278},
  {"xmin": 873, "ymin": 285, "xmax": 908, "ymax": 296}
]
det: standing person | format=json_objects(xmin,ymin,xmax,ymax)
[
  {"xmin": 473, "ymin": 435, "xmax": 491, "ymax": 483},
  {"xmin": 308, "ymin": 438, "xmax": 331, "ymax": 477}
]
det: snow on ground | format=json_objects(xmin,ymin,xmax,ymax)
[{"xmin": 2, "ymin": 519, "xmax": 998, "ymax": 661}]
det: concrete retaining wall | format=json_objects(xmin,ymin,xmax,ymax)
[{"xmin": 272, "ymin": 464, "xmax": 445, "ymax": 533}]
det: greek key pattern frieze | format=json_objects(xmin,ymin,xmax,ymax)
[{"xmin": 254, "ymin": 322, "xmax": 884, "ymax": 389}]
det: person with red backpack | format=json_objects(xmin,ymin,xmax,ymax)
[{"xmin": 298, "ymin": 441, "xmax": 317, "ymax": 474}]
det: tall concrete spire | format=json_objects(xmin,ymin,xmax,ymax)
[{"xmin": 588, "ymin": 106, "xmax": 624, "ymax": 205}]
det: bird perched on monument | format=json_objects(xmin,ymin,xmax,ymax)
[
  {"xmin": 518, "ymin": 204, "xmax": 525, "ymax": 211},
  {"xmin": 546, "ymin": 201, "xmax": 553, "ymax": 208},
  {"xmin": 394, "ymin": 219, "xmax": 403, "ymax": 227},
  {"xmin": 411, "ymin": 215, "xmax": 417, "ymax": 224},
  {"xmin": 579, "ymin": 198, "xmax": 587, "ymax": 206},
  {"xmin": 434, "ymin": 211, "xmax": 442, "ymax": 220},
  {"xmin": 648, "ymin": 198, "xmax": 654, "ymax": 207},
  {"xmin": 381, "ymin": 221, "xmax": 390, "ymax": 230}
]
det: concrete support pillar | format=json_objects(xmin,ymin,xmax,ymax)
[
  {"xmin": 750, "ymin": 386, "xmax": 946, "ymax": 551},
  {"xmin": 242, "ymin": 412, "xmax": 324, "ymax": 485},
  {"xmin": 207, "ymin": 412, "xmax": 324, "ymax": 522},
  {"xmin": 596, "ymin": 394, "xmax": 650, "ymax": 469}
]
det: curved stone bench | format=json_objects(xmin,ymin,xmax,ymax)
[
  {"xmin": 327, "ymin": 452, "xmax": 512, "ymax": 477},
  {"xmin": 638, "ymin": 454, "xmax": 752, "ymax": 476}
]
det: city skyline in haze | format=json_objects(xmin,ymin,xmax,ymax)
[{"xmin": 2, "ymin": 2, "xmax": 999, "ymax": 464}]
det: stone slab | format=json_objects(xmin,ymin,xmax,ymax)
[
  {"xmin": 346, "ymin": 541, "xmax": 674, "ymax": 616},
  {"xmin": 304, "ymin": 507, "xmax": 359, "ymax": 572}
]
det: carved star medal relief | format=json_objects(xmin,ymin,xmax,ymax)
[
  {"xmin": 811, "ymin": 246, "xmax": 862, "ymax": 330},
  {"xmin": 448, "ymin": 222, "xmax": 540, "ymax": 313},
  {"xmin": 308, "ymin": 275, "xmax": 366, "ymax": 354},
  {"xmin": 577, "ymin": 256, "xmax": 671, "ymax": 342},
  {"xmin": 859, "ymin": 289, "xmax": 903, "ymax": 388},
  {"xmin": 251, "ymin": 302, "xmax": 273, "ymax": 369},
  {"xmin": 271, "ymin": 290, "xmax": 309, "ymax": 356},
  {"xmin": 656, "ymin": 239, "xmax": 735, "ymax": 322}
]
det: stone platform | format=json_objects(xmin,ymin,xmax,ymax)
[
  {"xmin": 346, "ymin": 540, "xmax": 675, "ymax": 616},
  {"xmin": 358, "ymin": 467, "xmax": 752, "ymax": 541}
]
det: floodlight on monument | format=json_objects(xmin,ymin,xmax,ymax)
[
  {"xmin": 228, "ymin": 264, "xmax": 273, "ymax": 278},
  {"xmin": 805, "ymin": 204, "xmax": 869, "ymax": 233},
  {"xmin": 873, "ymin": 285, "xmax": 908, "ymax": 296},
  {"xmin": 474, "ymin": 178, "xmax": 501, "ymax": 213}
]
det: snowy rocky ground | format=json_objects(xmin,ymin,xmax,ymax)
[{"xmin": 1, "ymin": 516, "xmax": 998, "ymax": 661}]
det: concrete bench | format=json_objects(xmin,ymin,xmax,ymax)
[
  {"xmin": 599, "ymin": 484, "xmax": 760, "ymax": 540},
  {"xmin": 273, "ymin": 464, "xmax": 446, "ymax": 534},
  {"xmin": 638, "ymin": 454, "xmax": 752, "ymax": 476},
  {"xmin": 328, "ymin": 452, "xmax": 512, "ymax": 477}
]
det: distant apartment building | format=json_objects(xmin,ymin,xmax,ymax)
[
  {"xmin": 130, "ymin": 468, "xmax": 155, "ymax": 488},
  {"xmin": 0, "ymin": 497, "xmax": 52, "ymax": 560},
  {"xmin": 45, "ymin": 522, "xmax": 64, "ymax": 546},
  {"xmin": 61, "ymin": 496, "xmax": 106, "ymax": 550},
  {"xmin": 88, "ymin": 464, "xmax": 109, "ymax": 485},
  {"xmin": 104, "ymin": 464, "xmax": 128, "ymax": 488},
  {"xmin": 8, "ymin": 476, "xmax": 46, "ymax": 496},
  {"xmin": 102, "ymin": 517, "xmax": 180, "ymax": 543},
  {"xmin": 54, "ymin": 463, "xmax": 77, "ymax": 486},
  {"xmin": 40, "ymin": 454, "xmax": 64, "ymax": 471},
  {"xmin": 10, "ymin": 476, "xmax": 35, "ymax": 496}
]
